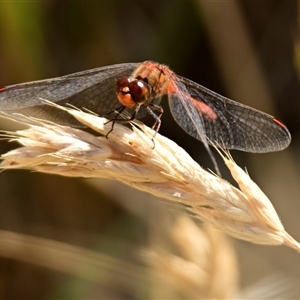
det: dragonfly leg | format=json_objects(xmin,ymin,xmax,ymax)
[
  {"xmin": 105, "ymin": 106, "xmax": 126, "ymax": 138},
  {"xmin": 105, "ymin": 105, "xmax": 140, "ymax": 138},
  {"xmin": 144, "ymin": 104, "xmax": 164, "ymax": 148},
  {"xmin": 147, "ymin": 104, "xmax": 164, "ymax": 138}
]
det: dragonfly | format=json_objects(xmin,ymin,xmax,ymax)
[{"xmin": 0, "ymin": 61, "xmax": 291, "ymax": 173}]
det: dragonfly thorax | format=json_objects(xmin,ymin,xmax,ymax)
[{"xmin": 131, "ymin": 61, "xmax": 171, "ymax": 97}]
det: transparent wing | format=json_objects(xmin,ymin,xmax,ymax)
[
  {"xmin": 0, "ymin": 62, "xmax": 141, "ymax": 126},
  {"xmin": 168, "ymin": 75, "xmax": 291, "ymax": 153}
]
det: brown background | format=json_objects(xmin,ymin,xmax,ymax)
[{"xmin": 0, "ymin": 1, "xmax": 299, "ymax": 299}]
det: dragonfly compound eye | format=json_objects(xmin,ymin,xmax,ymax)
[
  {"xmin": 116, "ymin": 76, "xmax": 136, "ymax": 108},
  {"xmin": 116, "ymin": 76, "xmax": 150, "ymax": 108},
  {"xmin": 128, "ymin": 79, "xmax": 150, "ymax": 104}
]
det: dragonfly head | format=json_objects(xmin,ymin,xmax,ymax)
[{"xmin": 116, "ymin": 76, "xmax": 151, "ymax": 108}]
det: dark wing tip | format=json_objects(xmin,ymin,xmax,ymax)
[{"xmin": 273, "ymin": 117, "xmax": 292, "ymax": 150}]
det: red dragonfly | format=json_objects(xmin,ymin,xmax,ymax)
[{"xmin": 0, "ymin": 61, "xmax": 291, "ymax": 171}]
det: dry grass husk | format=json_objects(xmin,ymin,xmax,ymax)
[{"xmin": 0, "ymin": 103, "xmax": 299, "ymax": 251}]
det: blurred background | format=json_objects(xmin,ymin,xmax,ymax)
[{"xmin": 0, "ymin": 1, "xmax": 300, "ymax": 299}]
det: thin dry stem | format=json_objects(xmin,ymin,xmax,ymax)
[
  {"xmin": 0, "ymin": 216, "xmax": 238, "ymax": 299},
  {"xmin": 0, "ymin": 103, "xmax": 299, "ymax": 251}
]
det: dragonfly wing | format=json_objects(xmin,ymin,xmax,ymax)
[
  {"xmin": 169, "ymin": 75, "xmax": 291, "ymax": 152},
  {"xmin": 0, "ymin": 63, "xmax": 140, "ymax": 126}
]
